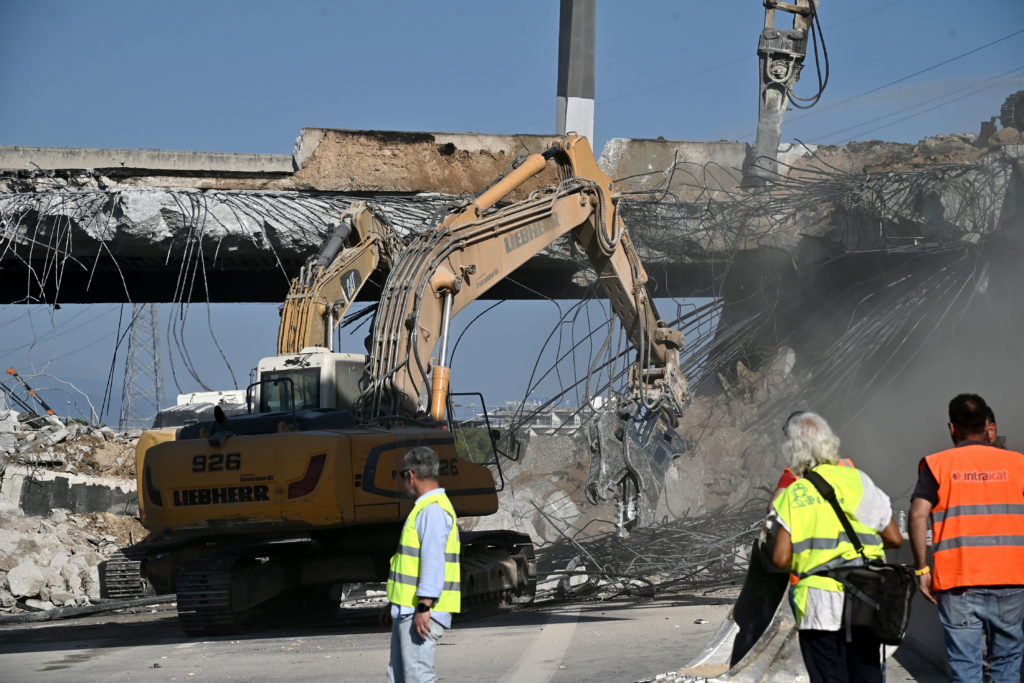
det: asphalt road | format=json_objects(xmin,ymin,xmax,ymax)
[{"xmin": 0, "ymin": 593, "xmax": 737, "ymax": 682}]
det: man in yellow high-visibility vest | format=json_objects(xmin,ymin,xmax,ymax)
[{"xmin": 382, "ymin": 446, "xmax": 460, "ymax": 683}]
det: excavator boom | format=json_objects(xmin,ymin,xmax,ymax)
[
  {"xmin": 363, "ymin": 135, "xmax": 689, "ymax": 528},
  {"xmin": 277, "ymin": 201, "xmax": 400, "ymax": 354}
]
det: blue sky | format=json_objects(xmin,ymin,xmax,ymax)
[{"xmin": 1, "ymin": 0, "xmax": 1023, "ymax": 424}]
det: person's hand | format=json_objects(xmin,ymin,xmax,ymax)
[
  {"xmin": 917, "ymin": 571, "xmax": 937, "ymax": 605},
  {"xmin": 380, "ymin": 605, "xmax": 393, "ymax": 628},
  {"xmin": 414, "ymin": 610, "xmax": 432, "ymax": 638}
]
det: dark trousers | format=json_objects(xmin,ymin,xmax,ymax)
[{"xmin": 798, "ymin": 628, "xmax": 882, "ymax": 683}]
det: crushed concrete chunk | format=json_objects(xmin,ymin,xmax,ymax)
[
  {"xmin": 44, "ymin": 426, "xmax": 71, "ymax": 445},
  {"xmin": 6, "ymin": 559, "xmax": 44, "ymax": 597},
  {"xmin": 49, "ymin": 509, "xmax": 68, "ymax": 525},
  {"xmin": 49, "ymin": 588, "xmax": 74, "ymax": 606}
]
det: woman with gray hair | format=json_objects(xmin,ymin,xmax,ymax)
[
  {"xmin": 771, "ymin": 411, "xmax": 902, "ymax": 682},
  {"xmin": 782, "ymin": 410, "xmax": 842, "ymax": 476}
]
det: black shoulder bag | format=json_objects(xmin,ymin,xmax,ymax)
[{"xmin": 804, "ymin": 470, "xmax": 915, "ymax": 646}]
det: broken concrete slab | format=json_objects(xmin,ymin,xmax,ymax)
[
  {"xmin": 0, "ymin": 465, "xmax": 138, "ymax": 517},
  {"xmin": 0, "ymin": 145, "xmax": 292, "ymax": 175},
  {"xmin": 292, "ymin": 129, "xmax": 559, "ymax": 197},
  {"xmin": 43, "ymin": 426, "xmax": 70, "ymax": 445},
  {"xmin": 598, "ymin": 137, "xmax": 750, "ymax": 201}
]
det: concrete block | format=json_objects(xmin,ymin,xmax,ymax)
[
  {"xmin": 61, "ymin": 564, "xmax": 82, "ymax": 594},
  {"xmin": 83, "ymin": 565, "xmax": 100, "ymax": 599},
  {"xmin": 0, "ymin": 465, "xmax": 137, "ymax": 516},
  {"xmin": 598, "ymin": 137, "xmax": 749, "ymax": 200},
  {"xmin": 0, "ymin": 410, "xmax": 17, "ymax": 432},
  {"xmin": 49, "ymin": 588, "xmax": 75, "ymax": 606},
  {"xmin": 43, "ymin": 426, "xmax": 70, "ymax": 445},
  {"xmin": 17, "ymin": 412, "xmax": 48, "ymax": 429},
  {"xmin": 0, "ymin": 433, "xmax": 15, "ymax": 453},
  {"xmin": 48, "ymin": 550, "xmax": 69, "ymax": 570},
  {"xmin": 292, "ymin": 128, "xmax": 557, "ymax": 196},
  {"xmin": 7, "ymin": 559, "xmax": 44, "ymax": 597},
  {"xmin": 20, "ymin": 450, "xmax": 63, "ymax": 466},
  {"xmin": 24, "ymin": 598, "xmax": 54, "ymax": 610}
]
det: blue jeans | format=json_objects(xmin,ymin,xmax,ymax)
[
  {"xmin": 937, "ymin": 586, "xmax": 1024, "ymax": 683},
  {"xmin": 387, "ymin": 613, "xmax": 445, "ymax": 683}
]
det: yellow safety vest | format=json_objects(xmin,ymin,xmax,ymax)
[
  {"xmin": 386, "ymin": 491, "xmax": 461, "ymax": 613},
  {"xmin": 774, "ymin": 464, "xmax": 884, "ymax": 626}
]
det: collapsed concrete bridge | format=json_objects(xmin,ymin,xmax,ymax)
[
  {"xmin": 2, "ymin": 128, "xmax": 1022, "ymax": 415},
  {"xmin": 2, "ymin": 128, "xmax": 1019, "ymax": 308}
]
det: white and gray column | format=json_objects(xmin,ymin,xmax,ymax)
[{"xmin": 556, "ymin": 0, "xmax": 595, "ymax": 144}]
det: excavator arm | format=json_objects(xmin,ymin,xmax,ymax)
[
  {"xmin": 363, "ymin": 135, "xmax": 689, "ymax": 528},
  {"xmin": 277, "ymin": 201, "xmax": 400, "ymax": 354}
]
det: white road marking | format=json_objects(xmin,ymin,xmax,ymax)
[{"xmin": 499, "ymin": 607, "xmax": 581, "ymax": 683}]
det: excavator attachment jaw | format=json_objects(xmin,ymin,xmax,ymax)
[{"xmin": 585, "ymin": 401, "xmax": 686, "ymax": 531}]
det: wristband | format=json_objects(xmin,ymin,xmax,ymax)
[{"xmin": 914, "ymin": 566, "xmax": 930, "ymax": 576}]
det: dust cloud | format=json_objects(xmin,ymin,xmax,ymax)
[{"xmin": 829, "ymin": 220, "xmax": 1024, "ymax": 512}]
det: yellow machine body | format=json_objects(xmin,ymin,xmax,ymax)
[{"xmin": 139, "ymin": 425, "xmax": 498, "ymax": 538}]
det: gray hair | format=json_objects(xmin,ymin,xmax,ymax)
[
  {"xmin": 403, "ymin": 446, "xmax": 440, "ymax": 481},
  {"xmin": 783, "ymin": 411, "xmax": 841, "ymax": 476}
]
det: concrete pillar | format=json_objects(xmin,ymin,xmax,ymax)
[{"xmin": 556, "ymin": 0, "xmax": 595, "ymax": 144}]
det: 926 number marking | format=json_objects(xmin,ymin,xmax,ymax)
[
  {"xmin": 192, "ymin": 453, "xmax": 241, "ymax": 472},
  {"xmin": 438, "ymin": 458, "xmax": 459, "ymax": 476}
]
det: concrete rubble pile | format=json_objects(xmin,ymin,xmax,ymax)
[
  {"xmin": 0, "ymin": 407, "xmax": 144, "ymax": 614},
  {"xmin": 466, "ymin": 346, "xmax": 798, "ymax": 597},
  {"xmin": 1, "ymin": 408, "xmax": 122, "ymax": 462}
]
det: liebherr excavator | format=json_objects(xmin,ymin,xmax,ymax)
[{"xmin": 111, "ymin": 135, "xmax": 689, "ymax": 636}]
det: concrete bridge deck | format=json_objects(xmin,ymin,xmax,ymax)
[{"xmin": 1, "ymin": 129, "xmax": 1019, "ymax": 305}]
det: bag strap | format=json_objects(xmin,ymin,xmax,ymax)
[{"xmin": 803, "ymin": 470, "xmax": 869, "ymax": 561}]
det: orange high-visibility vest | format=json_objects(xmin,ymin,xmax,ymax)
[{"xmin": 926, "ymin": 443, "xmax": 1024, "ymax": 591}]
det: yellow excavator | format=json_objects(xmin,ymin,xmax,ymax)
[{"xmin": 109, "ymin": 135, "xmax": 689, "ymax": 636}]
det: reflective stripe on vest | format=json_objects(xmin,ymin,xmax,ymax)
[
  {"xmin": 926, "ymin": 443, "xmax": 1024, "ymax": 591},
  {"xmin": 386, "ymin": 491, "xmax": 461, "ymax": 612},
  {"xmin": 774, "ymin": 464, "xmax": 883, "ymax": 626}
]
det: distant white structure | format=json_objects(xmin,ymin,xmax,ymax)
[{"xmin": 460, "ymin": 399, "xmax": 600, "ymax": 437}]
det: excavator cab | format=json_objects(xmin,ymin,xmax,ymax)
[{"xmin": 251, "ymin": 348, "xmax": 370, "ymax": 413}]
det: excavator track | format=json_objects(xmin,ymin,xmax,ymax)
[
  {"xmin": 460, "ymin": 533, "xmax": 536, "ymax": 609},
  {"xmin": 101, "ymin": 549, "xmax": 149, "ymax": 600},
  {"xmin": 176, "ymin": 555, "xmax": 246, "ymax": 636}
]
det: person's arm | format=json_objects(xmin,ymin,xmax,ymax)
[
  {"xmin": 879, "ymin": 516, "xmax": 902, "ymax": 548},
  {"xmin": 773, "ymin": 525, "xmax": 793, "ymax": 570},
  {"xmin": 909, "ymin": 496, "xmax": 936, "ymax": 604}
]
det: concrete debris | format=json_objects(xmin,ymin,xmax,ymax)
[
  {"xmin": 0, "ymin": 409, "xmax": 139, "ymax": 477},
  {"xmin": 6, "ymin": 559, "xmax": 44, "ymax": 597},
  {"xmin": 0, "ymin": 407, "xmax": 146, "ymax": 613},
  {"xmin": 0, "ymin": 508, "xmax": 143, "ymax": 611}
]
